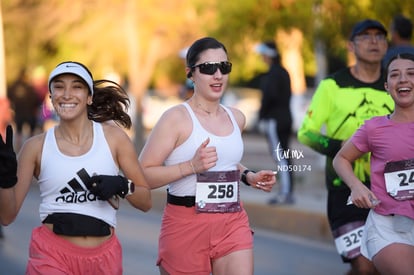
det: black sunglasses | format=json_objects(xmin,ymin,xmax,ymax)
[{"xmin": 192, "ymin": 61, "xmax": 232, "ymax": 75}]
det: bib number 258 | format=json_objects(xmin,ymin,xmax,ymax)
[{"xmin": 208, "ymin": 184, "xmax": 234, "ymax": 199}]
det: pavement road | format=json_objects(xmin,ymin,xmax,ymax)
[{"xmin": 0, "ymin": 185, "xmax": 349, "ymax": 275}]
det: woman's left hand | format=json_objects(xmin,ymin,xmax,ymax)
[{"xmin": 249, "ymin": 170, "xmax": 276, "ymax": 192}]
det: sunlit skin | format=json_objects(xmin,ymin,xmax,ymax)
[
  {"xmin": 140, "ymin": 48, "xmax": 276, "ymax": 192},
  {"xmin": 385, "ymin": 58, "xmax": 414, "ymax": 115},
  {"xmin": 187, "ymin": 48, "xmax": 229, "ymax": 107},
  {"xmin": 140, "ymin": 44, "xmax": 275, "ymax": 275},
  {"xmin": 333, "ymin": 56, "xmax": 414, "ymax": 275},
  {"xmin": 332, "ymin": 58, "xmax": 411, "ymax": 208},
  {"xmin": 50, "ymin": 74, "xmax": 92, "ymax": 122},
  {"xmin": 0, "ymin": 72, "xmax": 152, "ymax": 248}
]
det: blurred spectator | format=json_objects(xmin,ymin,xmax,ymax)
[
  {"xmin": 7, "ymin": 69, "xmax": 41, "ymax": 149},
  {"xmin": 41, "ymin": 95, "xmax": 59, "ymax": 132},
  {"xmin": 31, "ymin": 66, "xmax": 50, "ymax": 130},
  {"xmin": 383, "ymin": 14, "xmax": 413, "ymax": 66},
  {"xmin": 31, "ymin": 66, "xmax": 49, "ymax": 103},
  {"xmin": 179, "ymin": 47, "xmax": 194, "ymax": 100},
  {"xmin": 255, "ymin": 41, "xmax": 294, "ymax": 205}
]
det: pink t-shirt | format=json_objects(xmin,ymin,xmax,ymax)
[{"xmin": 352, "ymin": 115, "xmax": 414, "ymax": 219}]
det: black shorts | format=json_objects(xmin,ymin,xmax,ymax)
[
  {"xmin": 327, "ymin": 187, "xmax": 370, "ymax": 230},
  {"xmin": 327, "ymin": 187, "xmax": 370, "ymax": 263}
]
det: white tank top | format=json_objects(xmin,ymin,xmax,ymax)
[
  {"xmin": 38, "ymin": 121, "xmax": 118, "ymax": 227},
  {"xmin": 165, "ymin": 102, "xmax": 244, "ymax": 196}
]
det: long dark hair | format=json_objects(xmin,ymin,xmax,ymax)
[
  {"xmin": 88, "ymin": 79, "xmax": 131, "ymax": 129},
  {"xmin": 49, "ymin": 61, "xmax": 132, "ymax": 129}
]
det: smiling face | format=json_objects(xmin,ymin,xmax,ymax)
[
  {"xmin": 191, "ymin": 48, "xmax": 230, "ymax": 101},
  {"xmin": 385, "ymin": 57, "xmax": 414, "ymax": 108},
  {"xmin": 50, "ymin": 73, "xmax": 92, "ymax": 120}
]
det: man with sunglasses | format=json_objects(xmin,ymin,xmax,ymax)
[
  {"xmin": 140, "ymin": 37, "xmax": 276, "ymax": 275},
  {"xmin": 298, "ymin": 19, "xmax": 393, "ymax": 274}
]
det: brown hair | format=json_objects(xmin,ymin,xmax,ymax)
[
  {"xmin": 49, "ymin": 61, "xmax": 132, "ymax": 129},
  {"xmin": 384, "ymin": 51, "xmax": 414, "ymax": 81},
  {"xmin": 87, "ymin": 79, "xmax": 132, "ymax": 129}
]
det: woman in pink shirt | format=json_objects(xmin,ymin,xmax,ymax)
[{"xmin": 333, "ymin": 50, "xmax": 414, "ymax": 275}]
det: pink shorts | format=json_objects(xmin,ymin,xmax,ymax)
[
  {"xmin": 26, "ymin": 225, "xmax": 122, "ymax": 275},
  {"xmin": 158, "ymin": 203, "xmax": 254, "ymax": 274}
]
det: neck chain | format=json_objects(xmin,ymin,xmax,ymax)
[
  {"xmin": 196, "ymin": 103, "xmax": 212, "ymax": 115},
  {"xmin": 190, "ymin": 98, "xmax": 216, "ymax": 116}
]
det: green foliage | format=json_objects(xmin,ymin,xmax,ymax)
[
  {"xmin": 210, "ymin": 0, "xmax": 318, "ymax": 83},
  {"xmin": 2, "ymin": 0, "xmax": 414, "ymax": 88}
]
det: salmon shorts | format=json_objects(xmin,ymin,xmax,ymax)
[
  {"xmin": 26, "ymin": 225, "xmax": 122, "ymax": 275},
  {"xmin": 157, "ymin": 203, "xmax": 254, "ymax": 275}
]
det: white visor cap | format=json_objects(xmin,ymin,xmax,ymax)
[
  {"xmin": 255, "ymin": 43, "xmax": 278, "ymax": 58},
  {"xmin": 48, "ymin": 62, "xmax": 94, "ymax": 96}
]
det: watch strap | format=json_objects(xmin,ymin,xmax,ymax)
[{"xmin": 241, "ymin": 169, "xmax": 255, "ymax": 186}]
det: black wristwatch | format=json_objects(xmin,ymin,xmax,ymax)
[{"xmin": 241, "ymin": 169, "xmax": 255, "ymax": 186}]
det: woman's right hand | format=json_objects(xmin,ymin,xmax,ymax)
[
  {"xmin": 0, "ymin": 125, "xmax": 17, "ymax": 189},
  {"xmin": 191, "ymin": 138, "xmax": 217, "ymax": 173},
  {"xmin": 349, "ymin": 182, "xmax": 380, "ymax": 209}
]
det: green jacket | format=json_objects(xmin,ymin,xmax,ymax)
[{"xmin": 297, "ymin": 67, "xmax": 394, "ymax": 190}]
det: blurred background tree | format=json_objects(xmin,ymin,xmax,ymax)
[
  {"xmin": 1, "ymin": 0, "xmax": 413, "ymax": 147},
  {"xmin": 0, "ymin": 1, "xmax": 6, "ymax": 98}
]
